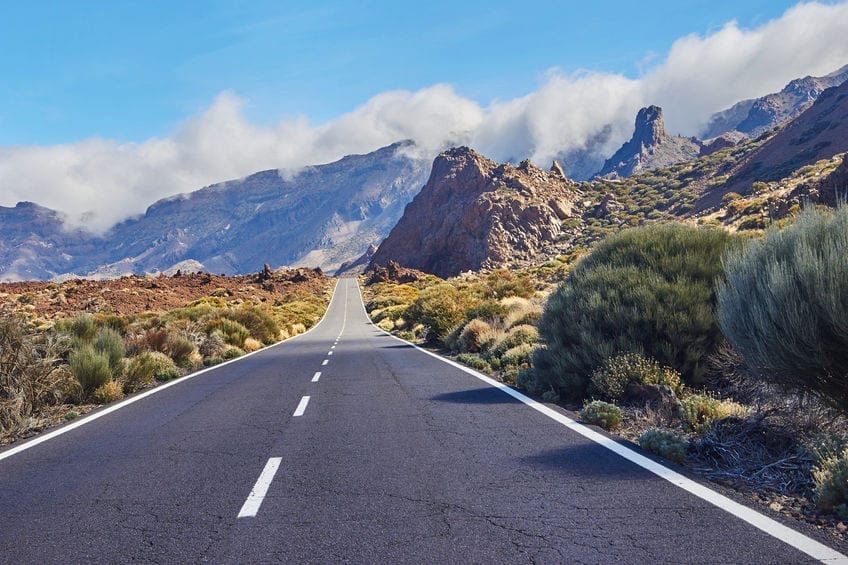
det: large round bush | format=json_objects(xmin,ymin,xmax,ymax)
[{"xmin": 534, "ymin": 223, "xmax": 735, "ymax": 400}]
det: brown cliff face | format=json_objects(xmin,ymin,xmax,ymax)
[{"xmin": 370, "ymin": 147, "xmax": 579, "ymax": 278}]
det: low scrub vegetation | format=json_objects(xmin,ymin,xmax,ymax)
[{"xmin": 1, "ymin": 279, "xmax": 332, "ymax": 442}]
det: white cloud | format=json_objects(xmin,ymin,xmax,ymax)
[{"xmin": 2, "ymin": 1, "xmax": 848, "ymax": 231}]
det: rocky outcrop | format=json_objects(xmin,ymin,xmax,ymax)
[
  {"xmin": 370, "ymin": 147, "xmax": 580, "ymax": 278},
  {"xmin": 366, "ymin": 260, "xmax": 427, "ymax": 284},
  {"xmin": 702, "ymin": 64, "xmax": 848, "ymax": 139},
  {"xmin": 700, "ymin": 131, "xmax": 748, "ymax": 156},
  {"xmin": 597, "ymin": 106, "xmax": 701, "ymax": 179}
]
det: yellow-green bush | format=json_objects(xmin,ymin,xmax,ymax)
[
  {"xmin": 590, "ymin": 352, "xmax": 682, "ymax": 401},
  {"xmin": 69, "ymin": 345, "xmax": 112, "ymax": 398},
  {"xmin": 813, "ymin": 449, "xmax": 848, "ymax": 518},
  {"xmin": 456, "ymin": 353, "xmax": 491, "ymax": 372},
  {"xmin": 500, "ymin": 343, "xmax": 534, "ymax": 368},
  {"xmin": 91, "ymin": 380, "xmax": 124, "ymax": 404},
  {"xmin": 406, "ymin": 283, "xmax": 476, "ymax": 344},
  {"xmin": 123, "ymin": 352, "xmax": 158, "ymax": 392},
  {"xmin": 679, "ymin": 394, "xmax": 744, "ymax": 431},
  {"xmin": 580, "ymin": 400, "xmax": 622, "ymax": 431},
  {"xmin": 205, "ymin": 318, "xmax": 250, "ymax": 348},
  {"xmin": 147, "ymin": 351, "xmax": 180, "ymax": 381},
  {"xmin": 639, "ymin": 429, "xmax": 688, "ymax": 463}
]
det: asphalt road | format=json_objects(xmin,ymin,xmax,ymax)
[{"xmin": 1, "ymin": 278, "xmax": 845, "ymax": 563}]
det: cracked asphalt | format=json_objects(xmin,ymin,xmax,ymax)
[{"xmin": 0, "ymin": 278, "xmax": 841, "ymax": 563}]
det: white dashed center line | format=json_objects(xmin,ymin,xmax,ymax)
[
  {"xmin": 312, "ymin": 371, "xmax": 321, "ymax": 382},
  {"xmin": 293, "ymin": 396, "xmax": 310, "ymax": 417},
  {"xmin": 327, "ymin": 351, "xmax": 333, "ymax": 356},
  {"xmin": 237, "ymin": 457, "xmax": 282, "ymax": 518},
  {"xmin": 321, "ymin": 359, "xmax": 328, "ymax": 366}
]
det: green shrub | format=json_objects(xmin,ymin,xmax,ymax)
[
  {"xmin": 813, "ymin": 449, "xmax": 848, "ymax": 518},
  {"xmin": 205, "ymin": 318, "xmax": 250, "ymax": 348},
  {"xmin": 94, "ymin": 326, "xmax": 125, "ymax": 373},
  {"xmin": 484, "ymin": 269, "xmax": 535, "ymax": 299},
  {"xmin": 580, "ymin": 400, "xmax": 622, "ymax": 431},
  {"xmin": 488, "ymin": 325, "xmax": 538, "ymax": 360},
  {"xmin": 516, "ymin": 367, "xmax": 547, "ymax": 396},
  {"xmin": 70, "ymin": 313, "xmax": 97, "ymax": 342},
  {"xmin": 147, "ymin": 351, "xmax": 180, "ymax": 381},
  {"xmin": 718, "ymin": 205, "xmax": 848, "ymax": 411},
  {"xmin": 639, "ymin": 429, "xmax": 688, "ymax": 463},
  {"xmin": 123, "ymin": 352, "xmax": 157, "ymax": 392},
  {"xmin": 456, "ymin": 353, "xmax": 491, "ymax": 372},
  {"xmin": 224, "ymin": 307, "xmax": 280, "ymax": 345},
  {"xmin": 465, "ymin": 301, "xmax": 508, "ymax": 323},
  {"xmin": 164, "ymin": 334, "xmax": 195, "ymax": 366},
  {"xmin": 590, "ymin": 352, "xmax": 682, "ymax": 401},
  {"xmin": 222, "ymin": 347, "xmax": 245, "ymax": 360},
  {"xmin": 70, "ymin": 345, "xmax": 112, "ymax": 397},
  {"xmin": 406, "ymin": 283, "xmax": 475, "ymax": 344},
  {"xmin": 535, "ymin": 223, "xmax": 735, "ymax": 400},
  {"xmin": 500, "ymin": 343, "xmax": 533, "ymax": 367}
]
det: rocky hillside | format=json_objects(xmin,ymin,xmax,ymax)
[
  {"xmin": 596, "ymin": 106, "xmax": 701, "ymax": 179},
  {"xmin": 715, "ymin": 79, "xmax": 848, "ymax": 202},
  {"xmin": 702, "ymin": 64, "xmax": 848, "ymax": 139},
  {"xmin": 0, "ymin": 142, "xmax": 430, "ymax": 281},
  {"xmin": 370, "ymin": 148, "xmax": 580, "ymax": 278}
]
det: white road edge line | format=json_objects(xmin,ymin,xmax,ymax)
[
  {"xmin": 293, "ymin": 396, "xmax": 310, "ymax": 417},
  {"xmin": 0, "ymin": 280, "xmax": 345, "ymax": 463},
  {"xmin": 352, "ymin": 279, "xmax": 848, "ymax": 564},
  {"xmin": 237, "ymin": 457, "xmax": 282, "ymax": 518},
  {"xmin": 312, "ymin": 372, "xmax": 321, "ymax": 382}
]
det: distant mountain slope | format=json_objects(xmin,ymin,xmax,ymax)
[
  {"xmin": 702, "ymin": 64, "xmax": 848, "ymax": 139},
  {"xmin": 596, "ymin": 106, "xmax": 701, "ymax": 179},
  {"xmin": 718, "ymin": 79, "xmax": 848, "ymax": 199},
  {"xmin": 371, "ymin": 147, "xmax": 580, "ymax": 278},
  {"xmin": 0, "ymin": 142, "xmax": 430, "ymax": 281}
]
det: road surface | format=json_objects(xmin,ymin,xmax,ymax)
[{"xmin": 1, "ymin": 278, "xmax": 844, "ymax": 563}]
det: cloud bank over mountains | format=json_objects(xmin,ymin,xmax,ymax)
[{"xmin": 2, "ymin": 1, "xmax": 848, "ymax": 231}]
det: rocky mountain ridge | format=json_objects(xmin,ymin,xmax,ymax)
[
  {"xmin": 702, "ymin": 64, "xmax": 848, "ymax": 140},
  {"xmin": 0, "ymin": 142, "xmax": 430, "ymax": 282}
]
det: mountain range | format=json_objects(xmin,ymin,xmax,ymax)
[
  {"xmin": 0, "ymin": 142, "xmax": 428, "ymax": 281},
  {"xmin": 1, "ymin": 65, "xmax": 847, "ymax": 282}
]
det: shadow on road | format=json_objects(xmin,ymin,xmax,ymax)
[
  {"xmin": 431, "ymin": 388, "xmax": 522, "ymax": 405},
  {"xmin": 519, "ymin": 444, "xmax": 652, "ymax": 479}
]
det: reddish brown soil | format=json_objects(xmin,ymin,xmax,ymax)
[{"xmin": 0, "ymin": 268, "xmax": 330, "ymax": 320}]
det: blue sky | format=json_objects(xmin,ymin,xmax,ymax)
[
  {"xmin": 1, "ymin": 1, "xmax": 848, "ymax": 229},
  {"xmin": 0, "ymin": 0, "xmax": 811, "ymax": 145}
]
